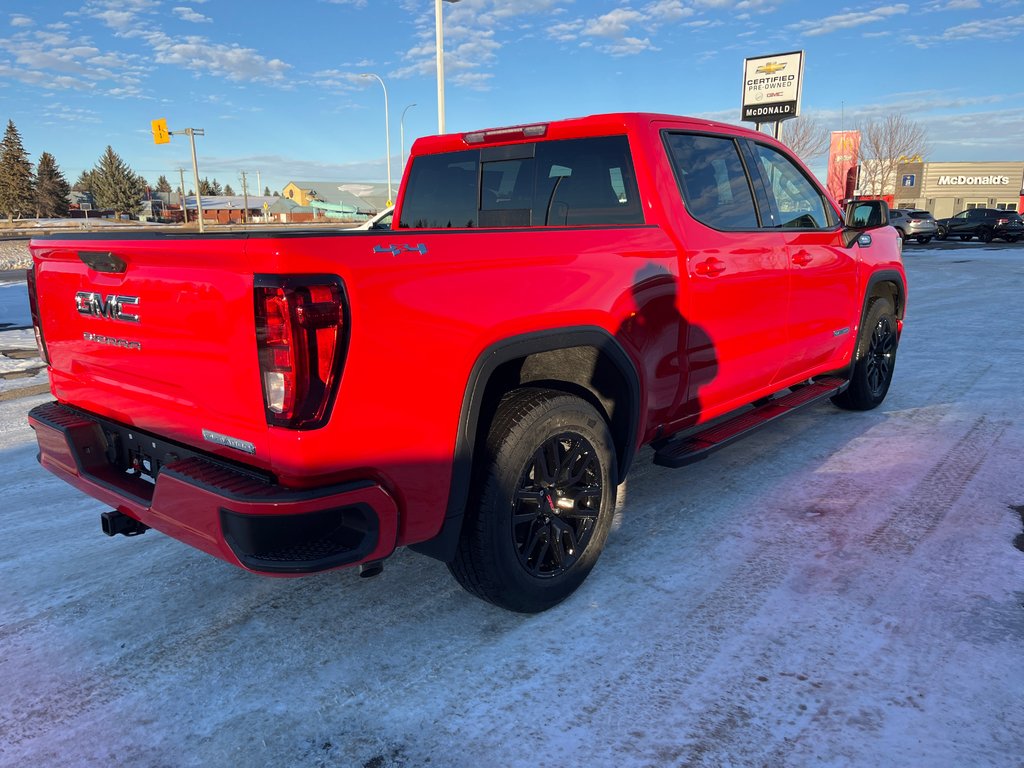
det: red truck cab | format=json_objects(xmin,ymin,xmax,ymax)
[{"xmin": 27, "ymin": 113, "xmax": 905, "ymax": 612}]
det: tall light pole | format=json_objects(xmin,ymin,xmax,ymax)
[
  {"xmin": 361, "ymin": 73, "xmax": 393, "ymax": 206},
  {"xmin": 435, "ymin": 0, "xmax": 461, "ymax": 134},
  {"xmin": 400, "ymin": 103, "xmax": 416, "ymax": 180}
]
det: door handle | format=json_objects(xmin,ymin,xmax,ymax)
[
  {"xmin": 695, "ymin": 257, "xmax": 726, "ymax": 277},
  {"xmin": 792, "ymin": 250, "xmax": 813, "ymax": 267}
]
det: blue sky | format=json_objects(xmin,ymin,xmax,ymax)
[{"xmin": 2, "ymin": 0, "xmax": 1021, "ymax": 194}]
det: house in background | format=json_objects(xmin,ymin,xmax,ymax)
[{"xmin": 281, "ymin": 181, "xmax": 390, "ymax": 219}]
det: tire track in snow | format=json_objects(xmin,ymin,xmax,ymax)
[{"xmin": 865, "ymin": 416, "xmax": 1006, "ymax": 557}]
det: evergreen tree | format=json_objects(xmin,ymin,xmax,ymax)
[
  {"xmin": 210, "ymin": 178, "xmax": 223, "ymax": 195},
  {"xmin": 198, "ymin": 177, "xmax": 212, "ymax": 195},
  {"xmin": 34, "ymin": 151, "xmax": 71, "ymax": 218},
  {"xmin": 264, "ymin": 186, "xmax": 271, "ymax": 196},
  {"xmin": 273, "ymin": 190, "xmax": 280, "ymax": 197},
  {"xmin": 91, "ymin": 145, "xmax": 144, "ymax": 218},
  {"xmin": 0, "ymin": 119, "xmax": 34, "ymax": 221},
  {"xmin": 156, "ymin": 175, "xmax": 172, "ymax": 193},
  {"xmin": 223, "ymin": 183, "xmax": 235, "ymax": 196},
  {"xmin": 73, "ymin": 169, "xmax": 95, "ymax": 192}
]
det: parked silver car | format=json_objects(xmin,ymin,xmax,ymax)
[{"xmin": 890, "ymin": 208, "xmax": 938, "ymax": 244}]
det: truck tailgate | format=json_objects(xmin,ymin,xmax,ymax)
[{"xmin": 31, "ymin": 235, "xmax": 272, "ymax": 467}]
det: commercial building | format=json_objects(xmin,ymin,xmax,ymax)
[{"xmin": 892, "ymin": 161, "xmax": 1023, "ymax": 217}]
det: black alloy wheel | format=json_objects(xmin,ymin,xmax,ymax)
[
  {"xmin": 936, "ymin": 225, "xmax": 947, "ymax": 240},
  {"xmin": 449, "ymin": 388, "xmax": 616, "ymax": 613},
  {"xmin": 864, "ymin": 313, "xmax": 898, "ymax": 401},
  {"xmin": 511, "ymin": 431, "xmax": 603, "ymax": 579},
  {"xmin": 832, "ymin": 297, "xmax": 899, "ymax": 411}
]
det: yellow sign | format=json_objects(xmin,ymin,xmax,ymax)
[{"xmin": 151, "ymin": 118, "xmax": 170, "ymax": 145}]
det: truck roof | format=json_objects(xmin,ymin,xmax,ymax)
[{"xmin": 410, "ymin": 112, "xmax": 766, "ymax": 156}]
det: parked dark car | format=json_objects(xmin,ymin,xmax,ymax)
[
  {"xmin": 935, "ymin": 208, "xmax": 1024, "ymax": 243},
  {"xmin": 890, "ymin": 208, "xmax": 938, "ymax": 243}
]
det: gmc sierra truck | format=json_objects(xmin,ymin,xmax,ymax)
[{"xmin": 27, "ymin": 113, "xmax": 906, "ymax": 613}]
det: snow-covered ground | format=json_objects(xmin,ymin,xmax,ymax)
[{"xmin": 0, "ymin": 247, "xmax": 1022, "ymax": 767}]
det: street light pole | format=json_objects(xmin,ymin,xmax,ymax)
[
  {"xmin": 400, "ymin": 103, "xmax": 416, "ymax": 180},
  {"xmin": 361, "ymin": 73, "xmax": 393, "ymax": 206},
  {"xmin": 435, "ymin": 0, "xmax": 461, "ymax": 134}
]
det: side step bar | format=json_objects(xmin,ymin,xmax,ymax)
[{"xmin": 653, "ymin": 376, "xmax": 848, "ymax": 468}]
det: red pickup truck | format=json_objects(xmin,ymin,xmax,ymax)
[{"xmin": 27, "ymin": 113, "xmax": 906, "ymax": 612}]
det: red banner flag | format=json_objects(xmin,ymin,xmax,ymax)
[{"xmin": 827, "ymin": 130, "xmax": 860, "ymax": 203}]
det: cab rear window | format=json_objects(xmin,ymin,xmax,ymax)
[{"xmin": 398, "ymin": 136, "xmax": 643, "ymax": 229}]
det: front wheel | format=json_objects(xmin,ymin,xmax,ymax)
[
  {"xmin": 448, "ymin": 388, "xmax": 616, "ymax": 613},
  {"xmin": 979, "ymin": 228, "xmax": 993, "ymax": 243},
  {"xmin": 832, "ymin": 298, "xmax": 899, "ymax": 411},
  {"xmin": 936, "ymin": 226, "xmax": 947, "ymax": 240}
]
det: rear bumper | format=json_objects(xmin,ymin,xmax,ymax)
[{"xmin": 28, "ymin": 402, "xmax": 398, "ymax": 574}]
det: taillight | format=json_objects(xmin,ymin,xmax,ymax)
[
  {"xmin": 254, "ymin": 275, "xmax": 348, "ymax": 429},
  {"xmin": 25, "ymin": 265, "xmax": 49, "ymax": 366}
]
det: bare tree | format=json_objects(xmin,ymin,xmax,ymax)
[
  {"xmin": 856, "ymin": 113, "xmax": 929, "ymax": 196},
  {"xmin": 778, "ymin": 116, "xmax": 829, "ymax": 165}
]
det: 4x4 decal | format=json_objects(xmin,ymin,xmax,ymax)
[{"xmin": 373, "ymin": 243, "xmax": 428, "ymax": 257}]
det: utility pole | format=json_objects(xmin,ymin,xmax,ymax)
[
  {"xmin": 240, "ymin": 170, "xmax": 250, "ymax": 225},
  {"xmin": 256, "ymin": 171, "xmax": 262, "ymax": 198},
  {"xmin": 183, "ymin": 128, "xmax": 206, "ymax": 232},
  {"xmin": 152, "ymin": 119, "xmax": 205, "ymax": 231},
  {"xmin": 178, "ymin": 168, "xmax": 187, "ymax": 224}
]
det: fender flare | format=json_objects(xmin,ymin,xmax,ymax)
[{"xmin": 410, "ymin": 326, "xmax": 641, "ymax": 562}]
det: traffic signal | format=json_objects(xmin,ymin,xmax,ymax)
[{"xmin": 151, "ymin": 118, "xmax": 170, "ymax": 145}]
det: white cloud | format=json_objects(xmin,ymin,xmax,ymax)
[
  {"xmin": 584, "ymin": 9, "xmax": 646, "ymax": 38},
  {"xmin": 172, "ymin": 7, "xmax": 212, "ymax": 24},
  {"xmin": 603, "ymin": 36, "xmax": 659, "ymax": 56},
  {"xmin": 147, "ymin": 33, "xmax": 291, "ymax": 82},
  {"xmin": 10, "ymin": 14, "xmax": 33, "ymax": 27},
  {"xmin": 787, "ymin": 5, "xmax": 910, "ymax": 36}
]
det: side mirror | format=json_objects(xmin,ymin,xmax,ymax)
[{"xmin": 843, "ymin": 199, "xmax": 889, "ymax": 229}]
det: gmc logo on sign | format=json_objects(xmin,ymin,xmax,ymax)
[{"xmin": 74, "ymin": 292, "xmax": 140, "ymax": 323}]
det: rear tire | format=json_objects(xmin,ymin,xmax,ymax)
[
  {"xmin": 832, "ymin": 298, "xmax": 899, "ymax": 411},
  {"xmin": 448, "ymin": 388, "xmax": 616, "ymax": 613},
  {"xmin": 980, "ymin": 228, "xmax": 993, "ymax": 243}
]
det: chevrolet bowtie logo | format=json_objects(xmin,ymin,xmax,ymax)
[
  {"xmin": 756, "ymin": 61, "xmax": 786, "ymax": 75},
  {"xmin": 373, "ymin": 243, "xmax": 428, "ymax": 257}
]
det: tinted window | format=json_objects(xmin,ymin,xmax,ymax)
[
  {"xmin": 534, "ymin": 136, "xmax": 642, "ymax": 225},
  {"xmin": 754, "ymin": 143, "xmax": 833, "ymax": 229},
  {"xmin": 399, "ymin": 150, "xmax": 479, "ymax": 228},
  {"xmin": 398, "ymin": 136, "xmax": 643, "ymax": 229},
  {"xmin": 665, "ymin": 133, "xmax": 758, "ymax": 230}
]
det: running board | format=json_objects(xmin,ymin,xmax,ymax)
[{"xmin": 653, "ymin": 376, "xmax": 848, "ymax": 468}]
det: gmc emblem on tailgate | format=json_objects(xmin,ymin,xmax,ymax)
[{"xmin": 75, "ymin": 292, "xmax": 140, "ymax": 323}]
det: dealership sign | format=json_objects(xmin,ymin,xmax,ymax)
[
  {"xmin": 741, "ymin": 51, "xmax": 804, "ymax": 124},
  {"xmin": 937, "ymin": 175, "xmax": 1011, "ymax": 185}
]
